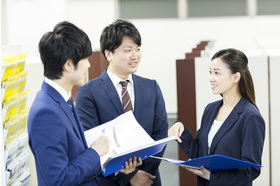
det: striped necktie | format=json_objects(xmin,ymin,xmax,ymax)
[{"xmin": 120, "ymin": 80, "xmax": 133, "ymax": 112}]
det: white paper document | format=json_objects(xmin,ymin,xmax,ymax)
[
  {"xmin": 84, "ymin": 111, "xmax": 156, "ymax": 167},
  {"xmin": 150, "ymin": 156, "xmax": 200, "ymax": 169}
]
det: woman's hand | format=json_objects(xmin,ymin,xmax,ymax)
[
  {"xmin": 168, "ymin": 122, "xmax": 184, "ymax": 143},
  {"xmin": 183, "ymin": 166, "xmax": 211, "ymax": 181},
  {"xmin": 120, "ymin": 157, "xmax": 142, "ymax": 174}
]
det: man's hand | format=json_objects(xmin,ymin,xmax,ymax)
[
  {"xmin": 120, "ymin": 157, "xmax": 142, "ymax": 174},
  {"xmin": 90, "ymin": 136, "xmax": 110, "ymax": 157},
  {"xmin": 129, "ymin": 170, "xmax": 156, "ymax": 186}
]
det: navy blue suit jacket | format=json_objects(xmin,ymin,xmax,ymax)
[
  {"xmin": 76, "ymin": 70, "xmax": 169, "ymax": 186},
  {"xmin": 28, "ymin": 81, "xmax": 101, "ymax": 186},
  {"xmin": 179, "ymin": 97, "xmax": 265, "ymax": 186}
]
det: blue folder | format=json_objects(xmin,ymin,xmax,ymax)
[
  {"xmin": 101, "ymin": 136, "xmax": 177, "ymax": 177},
  {"xmin": 151, "ymin": 154, "xmax": 262, "ymax": 171}
]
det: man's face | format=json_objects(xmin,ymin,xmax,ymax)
[
  {"xmin": 71, "ymin": 58, "xmax": 90, "ymax": 87},
  {"xmin": 106, "ymin": 36, "xmax": 141, "ymax": 79}
]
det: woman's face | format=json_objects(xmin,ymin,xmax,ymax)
[{"xmin": 209, "ymin": 58, "xmax": 238, "ymax": 96}]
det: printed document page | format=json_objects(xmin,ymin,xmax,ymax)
[{"xmin": 84, "ymin": 111, "xmax": 154, "ymax": 166}]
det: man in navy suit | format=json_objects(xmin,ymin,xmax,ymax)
[
  {"xmin": 28, "ymin": 21, "xmax": 141, "ymax": 186},
  {"xmin": 76, "ymin": 19, "xmax": 169, "ymax": 186}
]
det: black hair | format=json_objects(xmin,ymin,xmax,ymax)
[
  {"xmin": 211, "ymin": 48, "xmax": 258, "ymax": 109},
  {"xmin": 39, "ymin": 21, "xmax": 92, "ymax": 79},
  {"xmin": 100, "ymin": 19, "xmax": 141, "ymax": 60}
]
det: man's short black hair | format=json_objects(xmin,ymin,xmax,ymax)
[
  {"xmin": 100, "ymin": 19, "xmax": 141, "ymax": 60},
  {"xmin": 39, "ymin": 21, "xmax": 92, "ymax": 79}
]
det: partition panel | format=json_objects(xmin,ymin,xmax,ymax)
[
  {"xmin": 247, "ymin": 55, "xmax": 270, "ymax": 186},
  {"xmin": 88, "ymin": 51, "xmax": 108, "ymax": 81},
  {"xmin": 269, "ymin": 55, "xmax": 280, "ymax": 186},
  {"xmin": 72, "ymin": 51, "xmax": 108, "ymax": 101},
  {"xmin": 176, "ymin": 42, "xmax": 209, "ymax": 186},
  {"xmin": 176, "ymin": 58, "xmax": 197, "ymax": 186},
  {"xmin": 194, "ymin": 57, "xmax": 219, "ymax": 130}
]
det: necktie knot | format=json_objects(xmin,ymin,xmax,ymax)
[
  {"xmin": 120, "ymin": 80, "xmax": 128, "ymax": 88},
  {"xmin": 67, "ymin": 98, "xmax": 72, "ymax": 106},
  {"xmin": 67, "ymin": 98, "xmax": 74, "ymax": 113}
]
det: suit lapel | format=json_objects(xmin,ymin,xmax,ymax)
[
  {"xmin": 209, "ymin": 98, "xmax": 247, "ymax": 154},
  {"xmin": 132, "ymin": 74, "xmax": 142, "ymax": 118},
  {"xmin": 100, "ymin": 70, "xmax": 124, "ymax": 115},
  {"xmin": 64, "ymin": 98, "xmax": 83, "ymax": 143},
  {"xmin": 41, "ymin": 82, "xmax": 83, "ymax": 143},
  {"xmin": 208, "ymin": 111, "xmax": 238, "ymax": 155},
  {"xmin": 201, "ymin": 101, "xmax": 222, "ymax": 156},
  {"xmin": 70, "ymin": 98, "xmax": 89, "ymax": 148},
  {"xmin": 98, "ymin": 71, "xmax": 141, "ymax": 118}
]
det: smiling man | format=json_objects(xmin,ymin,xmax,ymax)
[{"xmin": 76, "ymin": 19, "xmax": 169, "ymax": 186}]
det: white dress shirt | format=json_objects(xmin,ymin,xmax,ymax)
[
  {"xmin": 107, "ymin": 68, "xmax": 135, "ymax": 109},
  {"xmin": 45, "ymin": 77, "xmax": 71, "ymax": 102}
]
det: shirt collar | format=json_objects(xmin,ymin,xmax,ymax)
[
  {"xmin": 107, "ymin": 68, "xmax": 134, "ymax": 87},
  {"xmin": 45, "ymin": 77, "xmax": 71, "ymax": 102}
]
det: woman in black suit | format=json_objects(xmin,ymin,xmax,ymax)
[{"xmin": 169, "ymin": 48, "xmax": 265, "ymax": 186}]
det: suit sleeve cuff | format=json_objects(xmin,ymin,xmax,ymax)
[{"xmin": 116, "ymin": 168, "xmax": 139, "ymax": 186}]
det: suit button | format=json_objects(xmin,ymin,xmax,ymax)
[{"xmin": 88, "ymin": 175, "xmax": 95, "ymax": 182}]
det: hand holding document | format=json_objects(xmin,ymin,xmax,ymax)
[{"xmin": 84, "ymin": 111, "xmax": 176, "ymax": 176}]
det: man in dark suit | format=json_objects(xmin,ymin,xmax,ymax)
[
  {"xmin": 28, "ymin": 21, "xmax": 141, "ymax": 186},
  {"xmin": 75, "ymin": 19, "xmax": 169, "ymax": 186}
]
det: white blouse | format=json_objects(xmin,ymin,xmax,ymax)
[
  {"xmin": 107, "ymin": 68, "xmax": 135, "ymax": 109},
  {"xmin": 208, "ymin": 119, "xmax": 224, "ymax": 154}
]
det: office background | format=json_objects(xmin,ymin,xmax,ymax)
[{"xmin": 2, "ymin": 0, "xmax": 280, "ymax": 185}]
